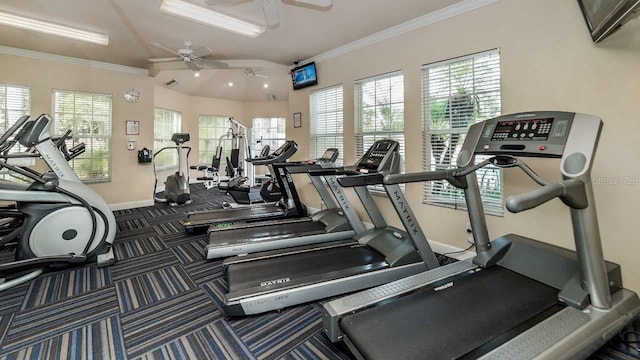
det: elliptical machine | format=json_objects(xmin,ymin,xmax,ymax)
[
  {"xmin": 153, "ymin": 133, "xmax": 192, "ymax": 205},
  {"xmin": 0, "ymin": 114, "xmax": 116, "ymax": 291}
]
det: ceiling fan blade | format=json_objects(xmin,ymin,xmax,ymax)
[
  {"xmin": 199, "ymin": 59, "xmax": 229, "ymax": 68},
  {"xmin": 191, "ymin": 46, "xmax": 213, "ymax": 59},
  {"xmin": 150, "ymin": 42, "xmax": 181, "ymax": 56},
  {"xmin": 148, "ymin": 57, "xmax": 181, "ymax": 63},
  {"xmin": 262, "ymin": 0, "xmax": 280, "ymax": 27},
  {"xmin": 185, "ymin": 60, "xmax": 201, "ymax": 71},
  {"xmin": 292, "ymin": 0, "xmax": 332, "ymax": 7}
]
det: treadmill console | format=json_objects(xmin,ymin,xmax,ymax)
[
  {"xmin": 356, "ymin": 139, "xmax": 399, "ymax": 172},
  {"xmin": 317, "ymin": 148, "xmax": 339, "ymax": 163},
  {"xmin": 474, "ymin": 111, "xmax": 575, "ymax": 158}
]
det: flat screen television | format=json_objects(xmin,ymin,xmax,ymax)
[
  {"xmin": 291, "ymin": 62, "xmax": 318, "ymax": 90},
  {"xmin": 578, "ymin": 0, "xmax": 640, "ymax": 43}
]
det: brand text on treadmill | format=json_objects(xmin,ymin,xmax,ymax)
[
  {"xmin": 261, "ymin": 277, "xmax": 291, "ymax": 287},
  {"xmin": 433, "ymin": 282, "xmax": 454, "ymax": 292}
]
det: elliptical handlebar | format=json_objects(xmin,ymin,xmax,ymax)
[{"xmin": 0, "ymin": 115, "xmax": 30, "ymax": 151}]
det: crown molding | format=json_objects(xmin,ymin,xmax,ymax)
[
  {"xmin": 307, "ymin": 0, "xmax": 498, "ymax": 64},
  {"xmin": 0, "ymin": 45, "xmax": 148, "ymax": 76}
]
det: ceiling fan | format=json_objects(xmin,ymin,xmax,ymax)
[
  {"xmin": 205, "ymin": 0, "xmax": 332, "ymax": 27},
  {"xmin": 148, "ymin": 40, "xmax": 229, "ymax": 72},
  {"xmin": 243, "ymin": 68, "xmax": 268, "ymax": 79}
]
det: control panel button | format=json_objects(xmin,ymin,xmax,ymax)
[
  {"xmin": 483, "ymin": 145, "xmax": 490, "ymax": 150},
  {"xmin": 539, "ymin": 145, "xmax": 546, "ymax": 151}
]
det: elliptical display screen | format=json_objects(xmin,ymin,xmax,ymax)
[{"xmin": 491, "ymin": 118, "xmax": 554, "ymax": 142}]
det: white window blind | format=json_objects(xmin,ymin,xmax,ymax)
[
  {"xmin": 251, "ymin": 117, "xmax": 286, "ymax": 156},
  {"xmin": 198, "ymin": 115, "xmax": 229, "ymax": 165},
  {"xmin": 0, "ymin": 84, "xmax": 30, "ymax": 151},
  {"xmin": 154, "ymin": 108, "xmax": 182, "ymax": 169},
  {"xmin": 310, "ymin": 85, "xmax": 344, "ymax": 165},
  {"xmin": 52, "ymin": 89, "xmax": 112, "ymax": 183},
  {"xmin": 422, "ymin": 49, "xmax": 503, "ymax": 215},
  {"xmin": 355, "ymin": 71, "xmax": 404, "ymax": 192},
  {"xmin": 0, "ymin": 84, "xmax": 31, "ymax": 181}
]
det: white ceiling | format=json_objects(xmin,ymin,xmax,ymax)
[{"xmin": 0, "ymin": 0, "xmax": 463, "ymax": 101}]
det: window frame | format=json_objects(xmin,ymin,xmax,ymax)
[
  {"xmin": 154, "ymin": 108, "xmax": 182, "ymax": 170},
  {"xmin": 309, "ymin": 84, "xmax": 344, "ymax": 166},
  {"xmin": 52, "ymin": 89, "xmax": 113, "ymax": 183},
  {"xmin": 0, "ymin": 84, "xmax": 31, "ymax": 181},
  {"xmin": 251, "ymin": 117, "xmax": 286, "ymax": 156},
  {"xmin": 198, "ymin": 115, "xmax": 230, "ymax": 165},
  {"xmin": 422, "ymin": 49, "xmax": 503, "ymax": 216},
  {"xmin": 354, "ymin": 71, "xmax": 405, "ymax": 193}
]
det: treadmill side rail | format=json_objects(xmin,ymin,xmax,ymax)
[
  {"xmin": 226, "ymin": 262, "xmax": 427, "ymax": 316},
  {"xmin": 322, "ymin": 260, "xmax": 477, "ymax": 342},
  {"xmin": 206, "ymin": 229, "xmax": 355, "ymax": 259},
  {"xmin": 479, "ymin": 289, "xmax": 640, "ymax": 360}
]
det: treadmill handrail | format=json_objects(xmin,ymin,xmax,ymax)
[
  {"xmin": 506, "ymin": 179, "xmax": 587, "ymax": 213},
  {"xmin": 250, "ymin": 140, "xmax": 298, "ymax": 165},
  {"xmin": 274, "ymin": 162, "xmax": 335, "ymax": 174},
  {"xmin": 308, "ymin": 167, "xmax": 359, "ymax": 177},
  {"xmin": 337, "ymin": 173, "xmax": 384, "ymax": 187},
  {"xmin": 384, "ymin": 169, "xmax": 467, "ymax": 189}
]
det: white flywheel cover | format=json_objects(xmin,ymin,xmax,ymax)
[{"xmin": 29, "ymin": 206, "xmax": 106, "ymax": 257}]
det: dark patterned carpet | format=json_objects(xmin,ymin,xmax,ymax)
[{"xmin": 0, "ymin": 183, "xmax": 638, "ymax": 359}]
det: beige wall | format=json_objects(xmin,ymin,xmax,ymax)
[
  {"xmin": 0, "ymin": 54, "xmax": 288, "ymax": 206},
  {"xmin": 287, "ymin": 0, "xmax": 640, "ymax": 292},
  {"xmin": 0, "ymin": 53, "xmax": 155, "ymax": 205}
]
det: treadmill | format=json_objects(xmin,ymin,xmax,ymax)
[
  {"xmin": 183, "ymin": 140, "xmax": 306, "ymax": 234},
  {"xmin": 321, "ymin": 111, "xmax": 640, "ymax": 360},
  {"xmin": 206, "ymin": 148, "xmax": 365, "ymax": 259},
  {"xmin": 221, "ymin": 139, "xmax": 441, "ymax": 316}
]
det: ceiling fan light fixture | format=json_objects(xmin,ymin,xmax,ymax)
[
  {"xmin": 160, "ymin": 0, "xmax": 265, "ymax": 38},
  {"xmin": 0, "ymin": 11, "xmax": 109, "ymax": 46}
]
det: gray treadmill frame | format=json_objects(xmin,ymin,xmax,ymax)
[
  {"xmin": 321, "ymin": 111, "xmax": 640, "ymax": 359},
  {"xmin": 224, "ymin": 139, "xmax": 441, "ymax": 315},
  {"xmin": 205, "ymin": 161, "xmax": 367, "ymax": 259}
]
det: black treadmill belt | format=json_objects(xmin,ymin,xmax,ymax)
[
  {"xmin": 227, "ymin": 245, "xmax": 387, "ymax": 296},
  {"xmin": 187, "ymin": 205, "xmax": 280, "ymax": 223},
  {"xmin": 341, "ymin": 266, "xmax": 560, "ymax": 360},
  {"xmin": 210, "ymin": 220, "xmax": 326, "ymax": 246}
]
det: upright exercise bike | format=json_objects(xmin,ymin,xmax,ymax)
[
  {"xmin": 153, "ymin": 133, "xmax": 192, "ymax": 205},
  {"xmin": 0, "ymin": 114, "xmax": 116, "ymax": 290}
]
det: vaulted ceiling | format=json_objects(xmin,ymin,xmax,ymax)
[{"xmin": 0, "ymin": 0, "xmax": 464, "ymax": 101}]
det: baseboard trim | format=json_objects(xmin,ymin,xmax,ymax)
[{"xmin": 110, "ymin": 200, "xmax": 154, "ymax": 211}]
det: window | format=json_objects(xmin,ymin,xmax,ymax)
[
  {"xmin": 154, "ymin": 108, "xmax": 182, "ymax": 169},
  {"xmin": 355, "ymin": 71, "xmax": 404, "ymax": 192},
  {"xmin": 310, "ymin": 85, "xmax": 344, "ymax": 165},
  {"xmin": 198, "ymin": 115, "xmax": 229, "ymax": 165},
  {"xmin": 53, "ymin": 90, "xmax": 112, "ymax": 183},
  {"xmin": 0, "ymin": 84, "xmax": 30, "ymax": 149},
  {"xmin": 251, "ymin": 117, "xmax": 286, "ymax": 156},
  {"xmin": 0, "ymin": 84, "xmax": 31, "ymax": 181},
  {"xmin": 422, "ymin": 49, "xmax": 503, "ymax": 215}
]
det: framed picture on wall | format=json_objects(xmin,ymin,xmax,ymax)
[
  {"xmin": 126, "ymin": 120, "xmax": 139, "ymax": 135},
  {"xmin": 294, "ymin": 112, "xmax": 302, "ymax": 128}
]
